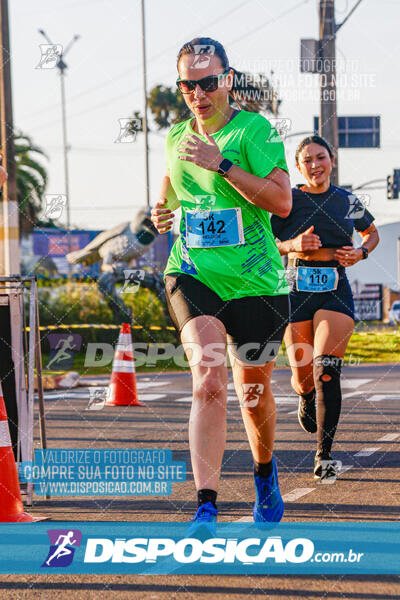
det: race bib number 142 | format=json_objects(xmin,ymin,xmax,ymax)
[{"xmin": 186, "ymin": 208, "xmax": 245, "ymax": 248}]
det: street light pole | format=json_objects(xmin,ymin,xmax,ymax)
[
  {"xmin": 0, "ymin": 0, "xmax": 25, "ymax": 457},
  {"xmin": 0, "ymin": 0, "xmax": 19, "ymax": 276},
  {"xmin": 140, "ymin": 0, "xmax": 150, "ymax": 209},
  {"xmin": 59, "ymin": 61, "xmax": 72, "ymax": 261},
  {"xmin": 38, "ymin": 30, "xmax": 80, "ymax": 268}
]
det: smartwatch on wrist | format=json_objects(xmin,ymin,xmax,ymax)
[
  {"xmin": 361, "ymin": 246, "xmax": 369, "ymax": 260},
  {"xmin": 217, "ymin": 158, "xmax": 233, "ymax": 177}
]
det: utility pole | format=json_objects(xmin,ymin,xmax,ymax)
[
  {"xmin": 319, "ymin": 0, "xmax": 339, "ymax": 185},
  {"xmin": 38, "ymin": 29, "xmax": 80, "ymax": 267},
  {"xmin": 0, "ymin": 0, "xmax": 19, "ymax": 276},
  {"xmin": 141, "ymin": 0, "xmax": 150, "ymax": 209},
  {"xmin": 301, "ymin": 1, "xmax": 364, "ymax": 186},
  {"xmin": 0, "ymin": 0, "xmax": 23, "ymax": 456}
]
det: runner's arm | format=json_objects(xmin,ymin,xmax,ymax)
[
  {"xmin": 276, "ymin": 226, "xmax": 322, "ymax": 255},
  {"xmin": 334, "ymin": 223, "xmax": 379, "ymax": 265},
  {"xmin": 224, "ymin": 165, "xmax": 292, "ymax": 218},
  {"xmin": 358, "ymin": 223, "xmax": 379, "ymax": 253},
  {"xmin": 162, "ymin": 173, "xmax": 180, "ymax": 211},
  {"xmin": 150, "ymin": 174, "xmax": 180, "ymax": 234}
]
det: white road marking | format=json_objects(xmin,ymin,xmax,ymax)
[
  {"xmin": 138, "ymin": 394, "xmax": 166, "ymax": 401},
  {"xmin": 274, "ymin": 399, "xmax": 297, "ymax": 404},
  {"xmin": 174, "ymin": 396, "xmax": 296, "ymax": 404},
  {"xmin": 378, "ymin": 433, "xmax": 400, "ymax": 442},
  {"xmin": 367, "ymin": 394, "xmax": 400, "ymax": 402},
  {"xmin": 368, "ymin": 390, "xmax": 400, "ymax": 394},
  {"xmin": 287, "ymin": 409, "xmax": 298, "ymax": 415},
  {"xmin": 366, "ymin": 394, "xmax": 388, "ymax": 402},
  {"xmin": 341, "ymin": 392, "xmax": 400, "ymax": 401},
  {"xmin": 43, "ymin": 392, "xmax": 88, "ymax": 399},
  {"xmin": 162, "ymin": 391, "xmax": 193, "ymax": 395},
  {"xmin": 137, "ymin": 381, "xmax": 170, "ymax": 390},
  {"xmin": 342, "ymin": 391, "xmax": 362, "ymax": 399},
  {"xmin": 341, "ymin": 378, "xmax": 373, "ymax": 389},
  {"xmin": 338, "ymin": 464, "xmax": 353, "ymax": 474},
  {"xmin": 283, "ymin": 487, "xmax": 314, "ymax": 502},
  {"xmin": 354, "ymin": 447, "xmax": 381, "ymax": 457}
]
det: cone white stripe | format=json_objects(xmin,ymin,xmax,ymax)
[
  {"xmin": 113, "ymin": 361, "xmax": 135, "ymax": 372},
  {"xmin": 117, "ymin": 334, "xmax": 132, "ymax": 345},
  {"xmin": 0, "ymin": 421, "xmax": 11, "ymax": 447},
  {"xmin": 116, "ymin": 340, "xmax": 133, "ymax": 348},
  {"xmin": 112, "ymin": 366, "xmax": 135, "ymax": 373},
  {"xmin": 115, "ymin": 346, "xmax": 133, "ymax": 356}
]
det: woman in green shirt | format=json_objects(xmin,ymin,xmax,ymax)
[{"xmin": 151, "ymin": 37, "xmax": 291, "ymax": 529}]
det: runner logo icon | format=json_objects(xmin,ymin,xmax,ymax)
[
  {"xmin": 42, "ymin": 529, "xmax": 82, "ymax": 567},
  {"xmin": 240, "ymin": 383, "xmax": 264, "ymax": 407},
  {"xmin": 46, "ymin": 334, "xmax": 82, "ymax": 371}
]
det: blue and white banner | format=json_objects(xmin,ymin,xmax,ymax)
[
  {"xmin": 0, "ymin": 522, "xmax": 399, "ymax": 574},
  {"xmin": 19, "ymin": 449, "xmax": 186, "ymax": 497}
]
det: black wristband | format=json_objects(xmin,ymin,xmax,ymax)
[{"xmin": 361, "ymin": 246, "xmax": 369, "ymax": 260}]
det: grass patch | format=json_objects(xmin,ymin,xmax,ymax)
[{"xmin": 344, "ymin": 330, "xmax": 400, "ymax": 364}]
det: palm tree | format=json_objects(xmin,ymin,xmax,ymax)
[{"xmin": 14, "ymin": 132, "xmax": 48, "ymax": 235}]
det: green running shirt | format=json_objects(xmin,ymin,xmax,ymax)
[{"xmin": 163, "ymin": 110, "xmax": 290, "ymax": 300}]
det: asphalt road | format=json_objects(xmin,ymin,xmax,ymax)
[{"xmin": 2, "ymin": 364, "xmax": 400, "ymax": 599}]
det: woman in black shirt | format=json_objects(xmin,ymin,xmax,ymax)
[{"xmin": 271, "ymin": 135, "xmax": 379, "ymax": 482}]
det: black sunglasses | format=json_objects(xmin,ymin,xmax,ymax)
[{"xmin": 176, "ymin": 69, "xmax": 230, "ymax": 94}]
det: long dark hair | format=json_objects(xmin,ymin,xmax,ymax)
[
  {"xmin": 177, "ymin": 37, "xmax": 277, "ymax": 114},
  {"xmin": 295, "ymin": 135, "xmax": 334, "ymax": 164}
]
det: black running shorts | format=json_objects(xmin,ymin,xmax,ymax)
[
  {"xmin": 164, "ymin": 273, "xmax": 289, "ymax": 365},
  {"xmin": 286, "ymin": 259, "xmax": 355, "ymax": 323}
]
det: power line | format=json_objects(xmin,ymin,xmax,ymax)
[
  {"xmin": 27, "ymin": 0, "xmax": 306, "ymax": 132},
  {"xmin": 71, "ymin": 206, "xmax": 137, "ymax": 211},
  {"xmin": 228, "ymin": 0, "xmax": 310, "ymax": 46},
  {"xmin": 21, "ymin": 0, "xmax": 252, "ymax": 123},
  {"xmin": 336, "ymin": 0, "xmax": 364, "ymax": 32}
]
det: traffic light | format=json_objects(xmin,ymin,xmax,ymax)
[{"xmin": 387, "ymin": 169, "xmax": 400, "ymax": 200}]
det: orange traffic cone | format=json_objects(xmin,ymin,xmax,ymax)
[
  {"xmin": 0, "ymin": 384, "xmax": 33, "ymax": 522},
  {"xmin": 106, "ymin": 323, "xmax": 144, "ymax": 406}
]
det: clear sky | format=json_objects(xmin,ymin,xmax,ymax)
[{"xmin": 10, "ymin": 0, "xmax": 400, "ymax": 230}]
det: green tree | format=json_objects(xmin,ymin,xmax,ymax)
[
  {"xmin": 14, "ymin": 132, "xmax": 49, "ymax": 235},
  {"xmin": 148, "ymin": 85, "xmax": 191, "ymax": 128}
]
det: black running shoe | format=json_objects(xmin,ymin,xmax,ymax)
[
  {"xmin": 297, "ymin": 389, "xmax": 317, "ymax": 433},
  {"xmin": 314, "ymin": 456, "xmax": 339, "ymax": 483}
]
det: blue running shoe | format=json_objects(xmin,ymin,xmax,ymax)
[
  {"xmin": 186, "ymin": 501, "xmax": 218, "ymax": 539},
  {"xmin": 253, "ymin": 457, "xmax": 284, "ymax": 523}
]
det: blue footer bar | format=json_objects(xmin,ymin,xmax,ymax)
[{"xmin": 0, "ymin": 522, "xmax": 399, "ymax": 574}]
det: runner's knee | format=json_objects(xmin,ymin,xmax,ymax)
[
  {"xmin": 313, "ymin": 355, "xmax": 342, "ymax": 392},
  {"xmin": 193, "ymin": 369, "xmax": 227, "ymax": 403}
]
